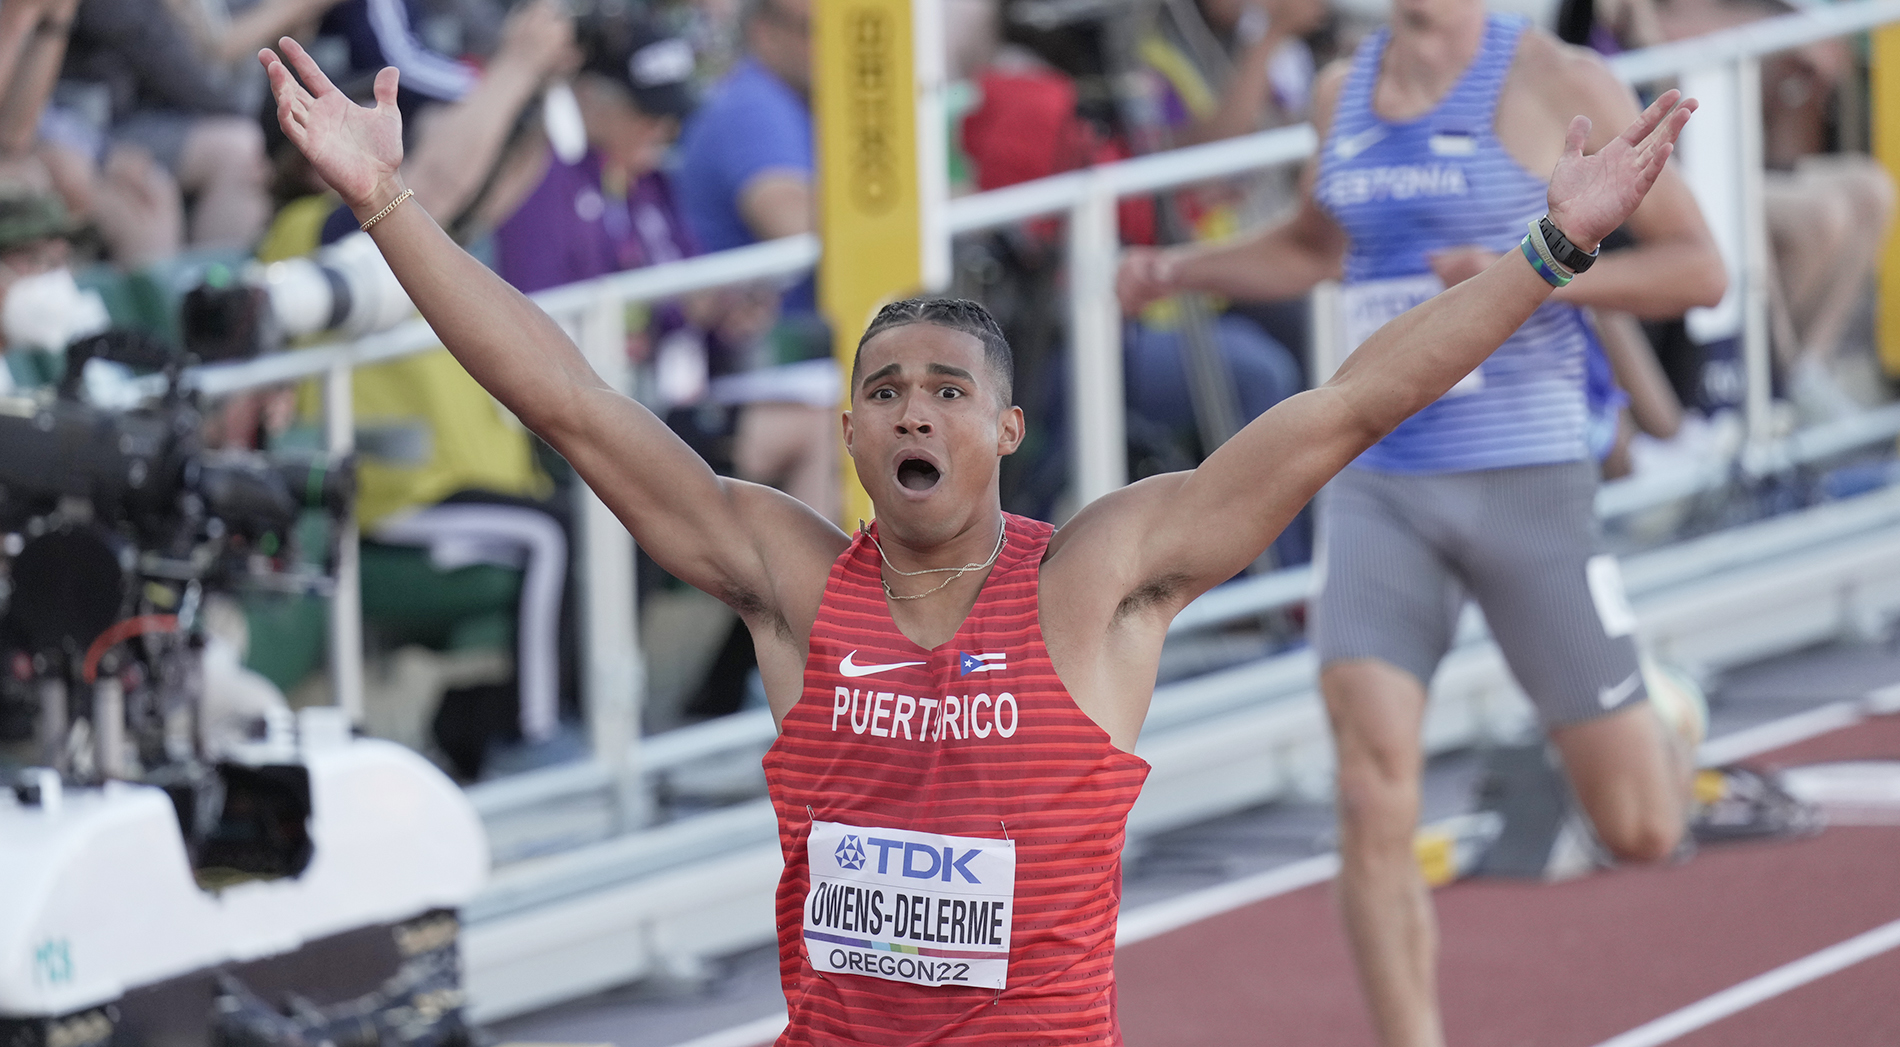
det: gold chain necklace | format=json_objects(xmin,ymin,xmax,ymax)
[{"xmin": 867, "ymin": 524, "xmax": 1007, "ymax": 601}]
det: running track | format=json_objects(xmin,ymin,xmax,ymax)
[
  {"xmin": 1114, "ymin": 713, "xmax": 1900, "ymax": 1047},
  {"xmin": 639, "ymin": 710, "xmax": 1900, "ymax": 1047}
]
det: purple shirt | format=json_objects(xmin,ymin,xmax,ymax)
[{"xmin": 495, "ymin": 150, "xmax": 698, "ymax": 294}]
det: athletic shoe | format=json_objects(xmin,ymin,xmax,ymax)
[{"xmin": 1688, "ymin": 765, "xmax": 1823, "ymax": 843}]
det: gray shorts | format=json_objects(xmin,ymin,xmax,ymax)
[{"xmin": 1310, "ymin": 461, "xmax": 1644, "ymax": 727}]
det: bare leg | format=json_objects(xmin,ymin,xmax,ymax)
[
  {"xmin": 1789, "ymin": 156, "xmax": 1893, "ymax": 363},
  {"xmin": 38, "ymin": 143, "xmax": 183, "ymax": 267},
  {"xmin": 97, "ymin": 146, "xmax": 184, "ymax": 267},
  {"xmin": 1322, "ymin": 658, "xmax": 1445, "ymax": 1047},
  {"xmin": 1765, "ymin": 157, "xmax": 1896, "ymax": 365},
  {"xmin": 175, "ymin": 116, "xmax": 271, "ymax": 248},
  {"xmin": 0, "ymin": 150, "xmax": 54, "ymax": 193},
  {"xmin": 1550, "ymin": 701, "xmax": 1686, "ymax": 863},
  {"xmin": 734, "ymin": 401, "xmax": 839, "ymax": 521}
]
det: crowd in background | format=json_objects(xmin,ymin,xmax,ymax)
[{"xmin": 0, "ymin": 0, "xmax": 1887, "ymax": 778}]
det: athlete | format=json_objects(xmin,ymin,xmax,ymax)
[
  {"xmin": 261, "ymin": 34, "xmax": 1693, "ymax": 1047},
  {"xmin": 1116, "ymin": 2, "xmax": 1724, "ymax": 1044}
]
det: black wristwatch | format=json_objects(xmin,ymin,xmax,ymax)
[{"xmin": 1538, "ymin": 215, "xmax": 1599, "ymax": 274}]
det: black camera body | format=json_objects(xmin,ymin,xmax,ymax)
[{"xmin": 0, "ymin": 331, "xmax": 352, "ymax": 781}]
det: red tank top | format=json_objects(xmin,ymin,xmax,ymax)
[{"xmin": 764, "ymin": 512, "xmax": 1151, "ymax": 1046}]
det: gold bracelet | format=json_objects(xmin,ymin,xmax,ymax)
[{"xmin": 359, "ymin": 188, "xmax": 414, "ymax": 232}]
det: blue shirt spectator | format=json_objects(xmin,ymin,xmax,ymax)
[{"xmin": 674, "ymin": 54, "xmax": 814, "ymax": 313}]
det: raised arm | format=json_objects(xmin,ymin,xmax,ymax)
[
  {"xmin": 1071, "ymin": 90, "xmax": 1695, "ymax": 613},
  {"xmin": 259, "ymin": 39, "xmax": 844, "ymax": 627},
  {"xmin": 1542, "ymin": 47, "xmax": 1725, "ymax": 316}
]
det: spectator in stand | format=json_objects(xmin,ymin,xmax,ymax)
[
  {"xmin": 479, "ymin": 13, "xmax": 786, "ymax": 414},
  {"xmin": 46, "ymin": 0, "xmax": 344, "ymax": 257},
  {"xmin": 0, "ymin": 0, "xmax": 78, "ymax": 181},
  {"xmin": 1144, "ymin": 0, "xmax": 1330, "ymax": 150},
  {"xmin": 490, "ymin": 20, "xmax": 697, "ymax": 294},
  {"xmin": 1563, "ymin": 0, "xmax": 1896, "ymax": 422},
  {"xmin": 252, "ymin": 0, "xmax": 580, "ymax": 776},
  {"xmin": 672, "ymin": 0, "xmax": 834, "ymax": 518},
  {"xmin": 674, "ymin": 0, "xmax": 811, "ymax": 312}
]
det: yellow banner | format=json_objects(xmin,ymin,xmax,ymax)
[
  {"xmin": 815, "ymin": 0, "xmax": 923, "ymax": 526},
  {"xmin": 1876, "ymin": 26, "xmax": 1900, "ymax": 375}
]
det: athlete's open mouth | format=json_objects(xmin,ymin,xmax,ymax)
[{"xmin": 896, "ymin": 456, "xmax": 942, "ymax": 491}]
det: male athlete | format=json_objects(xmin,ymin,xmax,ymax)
[
  {"xmin": 261, "ymin": 35, "xmax": 1692, "ymax": 1047},
  {"xmin": 1117, "ymin": 1, "xmax": 1724, "ymax": 1043}
]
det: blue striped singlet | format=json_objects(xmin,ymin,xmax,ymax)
[{"xmin": 1315, "ymin": 14, "xmax": 1591, "ymax": 475}]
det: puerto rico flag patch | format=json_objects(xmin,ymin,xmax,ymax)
[{"xmin": 958, "ymin": 652, "xmax": 1005, "ymax": 676}]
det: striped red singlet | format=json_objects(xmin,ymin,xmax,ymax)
[{"xmin": 764, "ymin": 512, "xmax": 1151, "ymax": 1046}]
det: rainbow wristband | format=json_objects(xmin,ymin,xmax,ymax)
[{"xmin": 1519, "ymin": 234, "xmax": 1572, "ymax": 288}]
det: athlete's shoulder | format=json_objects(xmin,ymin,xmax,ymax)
[
  {"xmin": 1506, "ymin": 28, "xmax": 1638, "ymax": 130},
  {"xmin": 1511, "ymin": 28, "xmax": 1626, "ymax": 96},
  {"xmin": 1311, "ymin": 58, "xmax": 1354, "ymax": 139}
]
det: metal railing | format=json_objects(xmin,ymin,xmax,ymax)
[
  {"xmin": 175, "ymin": 0, "xmax": 1900, "ymax": 978},
  {"xmin": 191, "ymin": 233, "xmax": 818, "ymax": 829}
]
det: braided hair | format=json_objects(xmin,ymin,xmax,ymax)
[{"xmin": 851, "ymin": 297, "xmax": 1015, "ymax": 406}]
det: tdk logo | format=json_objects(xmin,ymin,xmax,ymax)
[
  {"xmin": 835, "ymin": 835, "xmax": 867, "ymax": 870},
  {"xmin": 863, "ymin": 837, "xmax": 983, "ymax": 883}
]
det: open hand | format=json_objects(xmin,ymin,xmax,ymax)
[
  {"xmin": 1546, "ymin": 89, "xmax": 1695, "ymax": 253},
  {"xmin": 259, "ymin": 37, "xmax": 406, "ymax": 216}
]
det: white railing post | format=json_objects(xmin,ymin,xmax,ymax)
[
  {"xmin": 1735, "ymin": 55, "xmax": 1777, "ymax": 456},
  {"xmin": 1067, "ymin": 175, "xmax": 1126, "ymax": 509},
  {"xmin": 1308, "ymin": 280, "xmax": 1343, "ymax": 387},
  {"xmin": 913, "ymin": 0, "xmax": 951, "ymax": 292},
  {"xmin": 574, "ymin": 296, "xmax": 648, "ymax": 829},
  {"xmin": 324, "ymin": 359, "xmax": 366, "ymax": 724}
]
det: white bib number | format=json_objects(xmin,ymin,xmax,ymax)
[
  {"xmin": 1341, "ymin": 274, "xmax": 1483, "ymax": 396},
  {"xmin": 803, "ymin": 820, "xmax": 1016, "ymax": 990}
]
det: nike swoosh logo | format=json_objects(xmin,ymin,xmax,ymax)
[
  {"xmin": 1332, "ymin": 126, "xmax": 1388, "ymax": 161},
  {"xmin": 840, "ymin": 651, "xmax": 926, "ymax": 678},
  {"xmin": 1598, "ymin": 671, "xmax": 1642, "ymax": 709}
]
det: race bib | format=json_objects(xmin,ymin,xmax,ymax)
[
  {"xmin": 803, "ymin": 820, "xmax": 1016, "ymax": 990},
  {"xmin": 1341, "ymin": 274, "xmax": 1482, "ymax": 396}
]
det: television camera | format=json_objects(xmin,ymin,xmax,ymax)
[{"xmin": 0, "ymin": 333, "xmax": 486, "ymax": 1047}]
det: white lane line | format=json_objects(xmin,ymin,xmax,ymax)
[
  {"xmin": 1697, "ymin": 699, "xmax": 1864, "ymax": 767},
  {"xmin": 1587, "ymin": 915, "xmax": 1900, "ymax": 1047},
  {"xmin": 660, "ymin": 700, "xmax": 1883, "ymax": 1047},
  {"xmin": 1118, "ymin": 852, "xmax": 1339, "ymax": 945}
]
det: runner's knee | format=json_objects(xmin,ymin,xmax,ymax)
[
  {"xmin": 1592, "ymin": 803, "xmax": 1682, "ymax": 864},
  {"xmin": 1332, "ymin": 736, "xmax": 1424, "ymax": 847},
  {"xmin": 1323, "ymin": 663, "xmax": 1427, "ymax": 845}
]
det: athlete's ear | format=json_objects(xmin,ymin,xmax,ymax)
[
  {"xmin": 996, "ymin": 405, "xmax": 1024, "ymax": 456},
  {"xmin": 841, "ymin": 408, "xmax": 856, "ymax": 458}
]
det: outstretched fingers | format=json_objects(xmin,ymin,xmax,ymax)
[
  {"xmin": 1620, "ymin": 88, "xmax": 1683, "ymax": 150},
  {"xmin": 260, "ymin": 49, "xmax": 312, "ymax": 145},
  {"xmin": 277, "ymin": 35, "xmax": 342, "ymax": 100},
  {"xmin": 259, "ymin": 48, "xmax": 308, "ymax": 107},
  {"xmin": 1639, "ymin": 103, "xmax": 1695, "ymax": 181}
]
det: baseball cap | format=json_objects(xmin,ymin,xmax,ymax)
[
  {"xmin": 583, "ymin": 19, "xmax": 697, "ymax": 118},
  {"xmin": 0, "ymin": 192, "xmax": 78, "ymax": 254}
]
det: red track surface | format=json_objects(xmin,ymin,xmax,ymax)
[{"xmin": 1115, "ymin": 715, "xmax": 1900, "ymax": 1047}]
